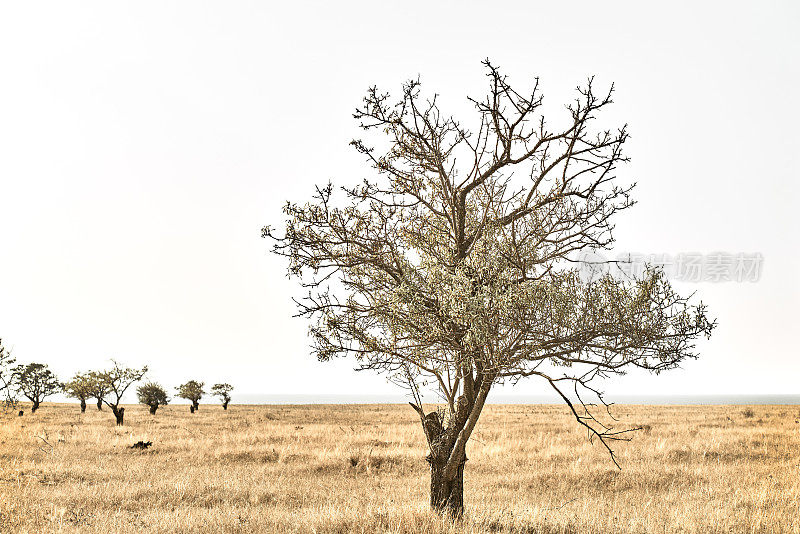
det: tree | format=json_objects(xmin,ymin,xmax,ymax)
[
  {"xmin": 98, "ymin": 361, "xmax": 147, "ymax": 425},
  {"xmin": 63, "ymin": 372, "xmax": 94, "ymax": 413},
  {"xmin": 0, "ymin": 339, "xmax": 17, "ymax": 411},
  {"xmin": 13, "ymin": 363, "xmax": 61, "ymax": 413},
  {"xmin": 176, "ymin": 380, "xmax": 204, "ymax": 412},
  {"xmin": 211, "ymin": 383, "xmax": 233, "ymax": 410},
  {"xmin": 264, "ymin": 61, "xmax": 715, "ymax": 517},
  {"xmin": 87, "ymin": 370, "xmax": 109, "ymax": 410},
  {"xmin": 136, "ymin": 382, "xmax": 169, "ymax": 414}
]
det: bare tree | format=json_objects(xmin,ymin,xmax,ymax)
[
  {"xmin": 99, "ymin": 361, "xmax": 147, "ymax": 425},
  {"xmin": 13, "ymin": 363, "xmax": 60, "ymax": 413},
  {"xmin": 176, "ymin": 380, "xmax": 204, "ymax": 413},
  {"xmin": 265, "ymin": 61, "xmax": 715, "ymax": 517},
  {"xmin": 87, "ymin": 370, "xmax": 109, "ymax": 410},
  {"xmin": 63, "ymin": 372, "xmax": 94, "ymax": 412},
  {"xmin": 0, "ymin": 339, "xmax": 17, "ymax": 411},
  {"xmin": 211, "ymin": 383, "xmax": 233, "ymax": 410},
  {"xmin": 137, "ymin": 382, "xmax": 169, "ymax": 414},
  {"xmin": 0, "ymin": 339, "xmax": 17, "ymax": 410}
]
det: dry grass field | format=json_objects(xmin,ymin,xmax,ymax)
[{"xmin": 0, "ymin": 402, "xmax": 797, "ymax": 533}]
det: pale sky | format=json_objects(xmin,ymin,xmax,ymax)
[{"xmin": 0, "ymin": 2, "xmax": 797, "ymax": 401}]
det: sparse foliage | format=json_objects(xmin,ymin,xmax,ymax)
[
  {"xmin": 86, "ymin": 370, "xmax": 110, "ymax": 410},
  {"xmin": 98, "ymin": 361, "xmax": 147, "ymax": 425},
  {"xmin": 211, "ymin": 383, "xmax": 233, "ymax": 410},
  {"xmin": 176, "ymin": 380, "xmax": 205, "ymax": 412},
  {"xmin": 265, "ymin": 61, "xmax": 714, "ymax": 516},
  {"xmin": 137, "ymin": 382, "xmax": 169, "ymax": 414},
  {"xmin": 0, "ymin": 339, "xmax": 17, "ymax": 410},
  {"xmin": 63, "ymin": 372, "xmax": 95, "ymax": 413},
  {"xmin": 13, "ymin": 363, "xmax": 61, "ymax": 413}
]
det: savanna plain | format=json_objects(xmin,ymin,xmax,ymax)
[{"xmin": 0, "ymin": 402, "xmax": 797, "ymax": 533}]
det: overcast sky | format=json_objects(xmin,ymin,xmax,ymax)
[{"xmin": 0, "ymin": 2, "xmax": 797, "ymax": 401}]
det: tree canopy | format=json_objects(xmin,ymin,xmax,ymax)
[
  {"xmin": 176, "ymin": 380, "xmax": 205, "ymax": 410},
  {"xmin": 99, "ymin": 361, "xmax": 147, "ymax": 425},
  {"xmin": 211, "ymin": 383, "xmax": 232, "ymax": 401},
  {"xmin": 211, "ymin": 383, "xmax": 233, "ymax": 409},
  {"xmin": 63, "ymin": 373, "xmax": 93, "ymax": 400},
  {"xmin": 63, "ymin": 372, "xmax": 95, "ymax": 412},
  {"xmin": 265, "ymin": 61, "xmax": 714, "ymax": 515},
  {"xmin": 137, "ymin": 382, "xmax": 169, "ymax": 414},
  {"xmin": 0, "ymin": 339, "xmax": 16, "ymax": 409},
  {"xmin": 13, "ymin": 363, "xmax": 60, "ymax": 412},
  {"xmin": 86, "ymin": 370, "xmax": 110, "ymax": 409}
]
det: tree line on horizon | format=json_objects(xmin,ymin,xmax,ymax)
[{"xmin": 0, "ymin": 338, "xmax": 233, "ymax": 425}]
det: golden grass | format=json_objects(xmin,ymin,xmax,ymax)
[{"xmin": 0, "ymin": 402, "xmax": 798, "ymax": 533}]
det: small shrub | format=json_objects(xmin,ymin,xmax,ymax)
[{"xmin": 742, "ymin": 408, "xmax": 755, "ymax": 418}]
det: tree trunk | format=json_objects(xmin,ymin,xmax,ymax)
[
  {"xmin": 222, "ymin": 400, "xmax": 229, "ymax": 410},
  {"xmin": 189, "ymin": 405, "xmax": 195, "ymax": 413},
  {"xmin": 97, "ymin": 398, "xmax": 103, "ymax": 410},
  {"xmin": 411, "ymin": 382, "xmax": 491, "ymax": 520},
  {"xmin": 31, "ymin": 400, "xmax": 40, "ymax": 413},
  {"xmin": 420, "ymin": 410, "xmax": 466, "ymax": 519},
  {"xmin": 80, "ymin": 399, "xmax": 87, "ymax": 413},
  {"xmin": 111, "ymin": 406, "xmax": 124, "ymax": 426},
  {"xmin": 192, "ymin": 400, "xmax": 199, "ymax": 411},
  {"xmin": 429, "ymin": 452, "xmax": 465, "ymax": 517},
  {"xmin": 149, "ymin": 404, "xmax": 158, "ymax": 415}
]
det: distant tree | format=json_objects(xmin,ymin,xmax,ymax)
[
  {"xmin": 211, "ymin": 383, "xmax": 233, "ymax": 410},
  {"xmin": 98, "ymin": 361, "xmax": 147, "ymax": 425},
  {"xmin": 63, "ymin": 372, "xmax": 94, "ymax": 412},
  {"xmin": 87, "ymin": 370, "xmax": 109, "ymax": 410},
  {"xmin": 136, "ymin": 382, "xmax": 169, "ymax": 414},
  {"xmin": 13, "ymin": 363, "xmax": 61, "ymax": 413},
  {"xmin": 265, "ymin": 62, "xmax": 715, "ymax": 517},
  {"xmin": 176, "ymin": 380, "xmax": 204, "ymax": 413},
  {"xmin": 0, "ymin": 339, "xmax": 17, "ymax": 410}
]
